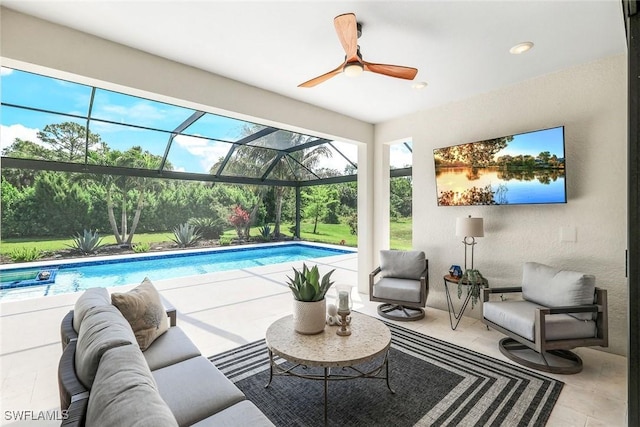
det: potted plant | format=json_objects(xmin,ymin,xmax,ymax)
[
  {"xmin": 286, "ymin": 263, "xmax": 335, "ymax": 334},
  {"xmin": 458, "ymin": 269, "xmax": 488, "ymax": 309}
]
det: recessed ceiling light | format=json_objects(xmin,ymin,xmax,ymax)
[
  {"xmin": 412, "ymin": 81, "xmax": 428, "ymax": 90},
  {"xmin": 510, "ymin": 42, "xmax": 534, "ymax": 55}
]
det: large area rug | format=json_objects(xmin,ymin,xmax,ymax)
[{"xmin": 209, "ymin": 321, "xmax": 563, "ymax": 427}]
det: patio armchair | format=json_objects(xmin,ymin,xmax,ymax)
[
  {"xmin": 369, "ymin": 250, "xmax": 429, "ymax": 321},
  {"xmin": 482, "ymin": 262, "xmax": 608, "ymax": 374}
]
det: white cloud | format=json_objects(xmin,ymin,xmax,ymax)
[
  {"xmin": 390, "ymin": 143, "xmax": 413, "ymax": 168},
  {"xmin": 173, "ymin": 134, "xmax": 232, "ymax": 172},
  {"xmin": 98, "ymin": 103, "xmax": 166, "ymax": 123},
  {"xmin": 0, "ymin": 124, "xmax": 42, "ymax": 151}
]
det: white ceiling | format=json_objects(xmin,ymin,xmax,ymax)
[{"xmin": 2, "ymin": 1, "xmax": 627, "ymax": 124}]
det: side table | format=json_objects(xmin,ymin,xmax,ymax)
[{"xmin": 443, "ymin": 274, "xmax": 488, "ymax": 330}]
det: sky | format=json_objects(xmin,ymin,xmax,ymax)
[
  {"xmin": 496, "ymin": 126, "xmax": 565, "ymax": 158},
  {"xmin": 0, "ymin": 67, "xmax": 359, "ymax": 175}
]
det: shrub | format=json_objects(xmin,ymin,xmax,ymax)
[
  {"xmin": 347, "ymin": 213, "xmax": 358, "ymax": 235},
  {"xmin": 132, "ymin": 242, "xmax": 151, "ymax": 253},
  {"xmin": 218, "ymin": 236, "xmax": 232, "ymax": 246},
  {"xmin": 8, "ymin": 247, "xmax": 43, "ymax": 262},
  {"xmin": 258, "ymin": 224, "xmax": 272, "ymax": 242},
  {"xmin": 188, "ymin": 217, "xmax": 225, "ymax": 239},
  {"xmin": 228, "ymin": 205, "xmax": 250, "ymax": 239},
  {"xmin": 171, "ymin": 223, "xmax": 201, "ymax": 248},
  {"xmin": 68, "ymin": 229, "xmax": 104, "ymax": 255}
]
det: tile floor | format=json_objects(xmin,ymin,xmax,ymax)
[{"xmin": 0, "ymin": 252, "xmax": 628, "ymax": 426}]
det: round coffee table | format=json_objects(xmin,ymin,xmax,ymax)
[{"xmin": 265, "ymin": 311, "xmax": 393, "ymax": 424}]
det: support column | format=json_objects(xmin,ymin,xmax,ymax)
[{"xmin": 626, "ymin": 1, "xmax": 639, "ymax": 425}]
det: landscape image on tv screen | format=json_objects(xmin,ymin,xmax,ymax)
[{"xmin": 434, "ymin": 126, "xmax": 566, "ymax": 206}]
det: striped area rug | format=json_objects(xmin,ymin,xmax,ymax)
[{"xmin": 210, "ymin": 320, "xmax": 563, "ymax": 426}]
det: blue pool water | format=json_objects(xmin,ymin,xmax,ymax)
[{"xmin": 0, "ymin": 243, "xmax": 354, "ymax": 301}]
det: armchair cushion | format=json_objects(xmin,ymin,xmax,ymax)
[
  {"xmin": 372, "ymin": 277, "xmax": 422, "ymax": 304},
  {"xmin": 379, "ymin": 250, "xmax": 426, "ymax": 280},
  {"xmin": 73, "ymin": 287, "xmax": 111, "ymax": 333},
  {"xmin": 522, "ymin": 262, "xmax": 596, "ymax": 320},
  {"xmin": 483, "ymin": 300, "xmax": 597, "ymax": 341}
]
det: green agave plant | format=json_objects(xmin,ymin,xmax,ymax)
[
  {"xmin": 171, "ymin": 223, "xmax": 201, "ymax": 248},
  {"xmin": 286, "ymin": 263, "xmax": 335, "ymax": 302},
  {"xmin": 68, "ymin": 229, "xmax": 104, "ymax": 255}
]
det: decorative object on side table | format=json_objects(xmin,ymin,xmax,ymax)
[
  {"xmin": 286, "ymin": 263, "xmax": 335, "ymax": 335},
  {"xmin": 335, "ymin": 284, "xmax": 353, "ymax": 336},
  {"xmin": 449, "ymin": 265, "xmax": 463, "ymax": 278}
]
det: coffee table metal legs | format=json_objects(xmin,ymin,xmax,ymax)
[
  {"xmin": 265, "ymin": 349, "xmax": 274, "ymax": 388},
  {"xmin": 324, "ymin": 367, "xmax": 328, "ymax": 425},
  {"xmin": 265, "ymin": 349, "xmax": 394, "ymax": 425}
]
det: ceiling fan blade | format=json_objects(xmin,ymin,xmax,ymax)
[
  {"xmin": 298, "ymin": 63, "xmax": 345, "ymax": 88},
  {"xmin": 364, "ymin": 62, "xmax": 418, "ymax": 80},
  {"xmin": 334, "ymin": 13, "xmax": 359, "ymax": 62}
]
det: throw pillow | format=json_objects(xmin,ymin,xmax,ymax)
[{"xmin": 111, "ymin": 278, "xmax": 169, "ymax": 351}]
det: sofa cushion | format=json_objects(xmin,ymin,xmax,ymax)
[
  {"xmin": 75, "ymin": 305, "xmax": 136, "ymax": 389},
  {"xmin": 483, "ymin": 300, "xmax": 597, "ymax": 341},
  {"xmin": 522, "ymin": 262, "xmax": 596, "ymax": 320},
  {"xmin": 86, "ymin": 344, "xmax": 178, "ymax": 427},
  {"xmin": 379, "ymin": 250, "xmax": 426, "ymax": 280},
  {"xmin": 112, "ymin": 277, "xmax": 169, "ymax": 350},
  {"xmin": 373, "ymin": 277, "xmax": 422, "ymax": 303},
  {"xmin": 72, "ymin": 287, "xmax": 111, "ymax": 333},
  {"xmin": 191, "ymin": 401, "xmax": 274, "ymax": 427},
  {"xmin": 153, "ymin": 356, "xmax": 246, "ymax": 427},
  {"xmin": 144, "ymin": 326, "xmax": 202, "ymax": 371}
]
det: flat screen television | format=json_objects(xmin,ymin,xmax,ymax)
[{"xmin": 433, "ymin": 126, "xmax": 566, "ymax": 206}]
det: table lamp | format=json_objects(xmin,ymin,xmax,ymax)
[{"xmin": 456, "ymin": 215, "xmax": 484, "ymax": 270}]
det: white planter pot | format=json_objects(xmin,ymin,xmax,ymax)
[{"xmin": 292, "ymin": 298, "xmax": 326, "ymax": 335}]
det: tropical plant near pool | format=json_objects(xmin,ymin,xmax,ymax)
[
  {"xmin": 8, "ymin": 247, "xmax": 43, "ymax": 262},
  {"xmin": 188, "ymin": 217, "xmax": 225, "ymax": 239},
  {"xmin": 68, "ymin": 229, "xmax": 104, "ymax": 255},
  {"xmin": 286, "ymin": 263, "xmax": 335, "ymax": 302},
  {"xmin": 132, "ymin": 242, "xmax": 151, "ymax": 253},
  {"xmin": 258, "ymin": 224, "xmax": 272, "ymax": 241},
  {"xmin": 171, "ymin": 223, "xmax": 201, "ymax": 248}
]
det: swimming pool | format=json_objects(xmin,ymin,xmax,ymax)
[{"xmin": 0, "ymin": 243, "xmax": 355, "ymax": 302}]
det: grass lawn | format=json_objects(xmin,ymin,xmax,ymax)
[
  {"xmin": 390, "ymin": 218, "xmax": 413, "ymax": 250},
  {"xmin": 1, "ymin": 218, "xmax": 413, "ymax": 257},
  {"xmin": 0, "ymin": 232, "xmax": 174, "ymax": 256}
]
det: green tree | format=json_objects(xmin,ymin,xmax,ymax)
[
  {"xmin": 87, "ymin": 146, "xmax": 166, "ymax": 245},
  {"xmin": 210, "ymin": 127, "xmax": 333, "ymax": 237},
  {"xmin": 434, "ymin": 136, "xmax": 513, "ymax": 167},
  {"xmin": 390, "ymin": 176, "xmax": 412, "ymax": 219},
  {"xmin": 37, "ymin": 122, "xmax": 106, "ymax": 162},
  {"xmin": 303, "ymin": 186, "xmax": 338, "ymax": 234}
]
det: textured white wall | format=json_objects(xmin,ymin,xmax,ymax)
[{"xmin": 375, "ymin": 55, "xmax": 628, "ymax": 356}]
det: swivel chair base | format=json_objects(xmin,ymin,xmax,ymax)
[
  {"xmin": 377, "ymin": 303, "xmax": 424, "ymax": 321},
  {"xmin": 499, "ymin": 337, "xmax": 583, "ymax": 374}
]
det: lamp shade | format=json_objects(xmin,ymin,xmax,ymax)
[{"xmin": 456, "ymin": 217, "xmax": 484, "ymax": 237}]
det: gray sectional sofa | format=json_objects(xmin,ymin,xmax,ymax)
[{"xmin": 58, "ymin": 284, "xmax": 274, "ymax": 426}]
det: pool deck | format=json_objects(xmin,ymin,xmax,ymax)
[{"xmin": 0, "ymin": 251, "xmax": 628, "ymax": 426}]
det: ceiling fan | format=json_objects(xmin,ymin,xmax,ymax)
[{"xmin": 298, "ymin": 12, "xmax": 418, "ymax": 88}]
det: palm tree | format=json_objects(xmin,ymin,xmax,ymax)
[
  {"xmin": 87, "ymin": 146, "xmax": 167, "ymax": 246},
  {"xmin": 211, "ymin": 128, "xmax": 333, "ymax": 237}
]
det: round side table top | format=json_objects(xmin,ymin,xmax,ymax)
[{"xmin": 265, "ymin": 312, "xmax": 391, "ymax": 368}]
